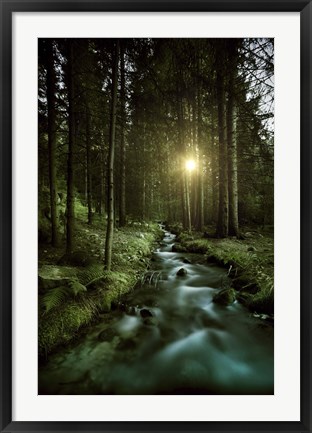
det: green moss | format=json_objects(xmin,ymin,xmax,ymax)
[
  {"xmin": 173, "ymin": 230, "xmax": 274, "ymax": 315},
  {"xmin": 38, "ymin": 221, "xmax": 162, "ymax": 357}
]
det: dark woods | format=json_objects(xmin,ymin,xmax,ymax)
[{"xmin": 38, "ymin": 38, "xmax": 274, "ymax": 267}]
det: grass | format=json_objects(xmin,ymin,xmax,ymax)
[
  {"xmin": 38, "ymin": 201, "xmax": 163, "ymax": 357},
  {"xmin": 171, "ymin": 227, "xmax": 274, "ymax": 315}
]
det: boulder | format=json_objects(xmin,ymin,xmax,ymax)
[
  {"xmin": 213, "ymin": 288, "xmax": 236, "ymax": 306},
  {"xmin": 182, "ymin": 258, "xmax": 191, "ymax": 264},
  {"xmin": 176, "ymin": 268, "xmax": 187, "ymax": 277},
  {"xmin": 140, "ymin": 308, "xmax": 153, "ymax": 318},
  {"xmin": 38, "ymin": 275, "xmax": 75, "ymax": 293}
]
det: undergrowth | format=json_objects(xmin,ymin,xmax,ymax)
[
  {"xmin": 38, "ymin": 202, "xmax": 162, "ymax": 357},
  {"xmin": 172, "ymin": 229, "xmax": 274, "ymax": 315}
]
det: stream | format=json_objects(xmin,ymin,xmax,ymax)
[{"xmin": 39, "ymin": 227, "xmax": 274, "ymax": 395}]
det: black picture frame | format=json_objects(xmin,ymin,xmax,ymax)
[{"xmin": 1, "ymin": 1, "xmax": 311, "ymax": 432}]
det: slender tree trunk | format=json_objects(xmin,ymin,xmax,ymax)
[
  {"xmin": 185, "ymin": 173, "xmax": 192, "ymax": 232},
  {"xmin": 86, "ymin": 104, "xmax": 93, "ymax": 225},
  {"xmin": 66, "ymin": 40, "xmax": 75, "ymax": 253},
  {"xmin": 227, "ymin": 41, "xmax": 240, "ymax": 237},
  {"xmin": 104, "ymin": 40, "xmax": 119, "ymax": 270},
  {"xmin": 142, "ymin": 170, "xmax": 146, "ymax": 221},
  {"xmin": 211, "ymin": 111, "xmax": 219, "ymax": 223},
  {"xmin": 99, "ymin": 144, "xmax": 105, "ymax": 216},
  {"xmin": 119, "ymin": 42, "xmax": 126, "ymax": 226},
  {"xmin": 196, "ymin": 53, "xmax": 204, "ymax": 231},
  {"xmin": 46, "ymin": 40, "xmax": 59, "ymax": 247},
  {"xmin": 216, "ymin": 53, "xmax": 229, "ymax": 238},
  {"xmin": 177, "ymin": 96, "xmax": 189, "ymax": 230},
  {"xmin": 227, "ymin": 97, "xmax": 239, "ymax": 237}
]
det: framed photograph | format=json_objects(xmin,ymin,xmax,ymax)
[{"xmin": 1, "ymin": 0, "xmax": 311, "ymax": 432}]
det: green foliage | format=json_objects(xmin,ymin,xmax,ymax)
[
  {"xmin": 174, "ymin": 230, "xmax": 274, "ymax": 315},
  {"xmin": 69, "ymin": 280, "xmax": 88, "ymax": 296},
  {"xmin": 38, "ymin": 300, "xmax": 95, "ymax": 357},
  {"xmin": 77, "ymin": 264, "xmax": 105, "ymax": 287},
  {"xmin": 40, "ymin": 286, "xmax": 70, "ymax": 313},
  {"xmin": 40, "ymin": 279, "xmax": 87, "ymax": 313}
]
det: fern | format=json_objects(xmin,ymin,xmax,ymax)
[
  {"xmin": 68, "ymin": 280, "xmax": 87, "ymax": 296},
  {"xmin": 40, "ymin": 286, "xmax": 70, "ymax": 313},
  {"xmin": 40, "ymin": 279, "xmax": 88, "ymax": 313},
  {"xmin": 77, "ymin": 264, "xmax": 106, "ymax": 288}
]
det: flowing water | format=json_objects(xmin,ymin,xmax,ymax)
[{"xmin": 39, "ymin": 228, "xmax": 274, "ymax": 395}]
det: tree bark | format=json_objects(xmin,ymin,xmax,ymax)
[
  {"xmin": 66, "ymin": 40, "xmax": 75, "ymax": 253},
  {"xmin": 196, "ymin": 51, "xmax": 204, "ymax": 231},
  {"xmin": 46, "ymin": 40, "xmax": 59, "ymax": 247},
  {"xmin": 104, "ymin": 40, "xmax": 119, "ymax": 270},
  {"xmin": 216, "ymin": 51, "xmax": 229, "ymax": 238},
  {"xmin": 86, "ymin": 104, "xmax": 93, "ymax": 225},
  {"xmin": 119, "ymin": 41, "xmax": 127, "ymax": 226},
  {"xmin": 227, "ymin": 41, "xmax": 240, "ymax": 237}
]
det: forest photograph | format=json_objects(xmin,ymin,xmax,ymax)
[{"xmin": 38, "ymin": 37, "xmax": 274, "ymax": 395}]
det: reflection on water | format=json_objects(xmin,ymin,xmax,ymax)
[{"xmin": 39, "ymin": 229, "xmax": 274, "ymax": 395}]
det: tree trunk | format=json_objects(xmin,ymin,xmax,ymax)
[
  {"xmin": 227, "ymin": 41, "xmax": 240, "ymax": 237},
  {"xmin": 46, "ymin": 40, "xmax": 59, "ymax": 247},
  {"xmin": 119, "ymin": 42, "xmax": 127, "ymax": 226},
  {"xmin": 177, "ymin": 96, "xmax": 189, "ymax": 230},
  {"xmin": 104, "ymin": 40, "xmax": 119, "ymax": 270},
  {"xmin": 196, "ymin": 52, "xmax": 204, "ymax": 231},
  {"xmin": 210, "ymin": 111, "xmax": 219, "ymax": 223},
  {"xmin": 216, "ymin": 52, "xmax": 229, "ymax": 238},
  {"xmin": 86, "ymin": 104, "xmax": 93, "ymax": 225},
  {"xmin": 66, "ymin": 40, "xmax": 75, "ymax": 253}
]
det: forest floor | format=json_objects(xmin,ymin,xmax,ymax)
[
  {"xmin": 169, "ymin": 225, "xmax": 274, "ymax": 316},
  {"xmin": 38, "ymin": 206, "xmax": 274, "ymax": 359},
  {"xmin": 38, "ymin": 209, "xmax": 163, "ymax": 358}
]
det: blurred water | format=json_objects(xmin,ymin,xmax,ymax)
[{"xmin": 39, "ymin": 228, "xmax": 274, "ymax": 395}]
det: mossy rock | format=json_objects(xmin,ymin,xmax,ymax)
[
  {"xmin": 213, "ymin": 288, "xmax": 236, "ymax": 306},
  {"xmin": 38, "ymin": 275, "xmax": 74, "ymax": 293}
]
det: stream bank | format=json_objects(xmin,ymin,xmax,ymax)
[
  {"xmin": 38, "ymin": 220, "xmax": 163, "ymax": 358},
  {"xmin": 168, "ymin": 226, "xmax": 274, "ymax": 315},
  {"xmin": 39, "ymin": 227, "xmax": 274, "ymax": 395}
]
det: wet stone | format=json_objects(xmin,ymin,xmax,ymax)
[
  {"xmin": 140, "ymin": 308, "xmax": 153, "ymax": 318},
  {"xmin": 213, "ymin": 288, "xmax": 236, "ymax": 306},
  {"xmin": 182, "ymin": 258, "xmax": 192, "ymax": 264},
  {"xmin": 176, "ymin": 268, "xmax": 187, "ymax": 277}
]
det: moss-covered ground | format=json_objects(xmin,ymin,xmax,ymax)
[
  {"xmin": 169, "ymin": 225, "xmax": 274, "ymax": 316},
  {"xmin": 38, "ymin": 205, "xmax": 163, "ymax": 358}
]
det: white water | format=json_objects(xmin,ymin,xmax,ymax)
[{"xmin": 39, "ymin": 229, "xmax": 273, "ymax": 395}]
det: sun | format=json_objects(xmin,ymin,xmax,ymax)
[{"xmin": 185, "ymin": 159, "xmax": 196, "ymax": 171}]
